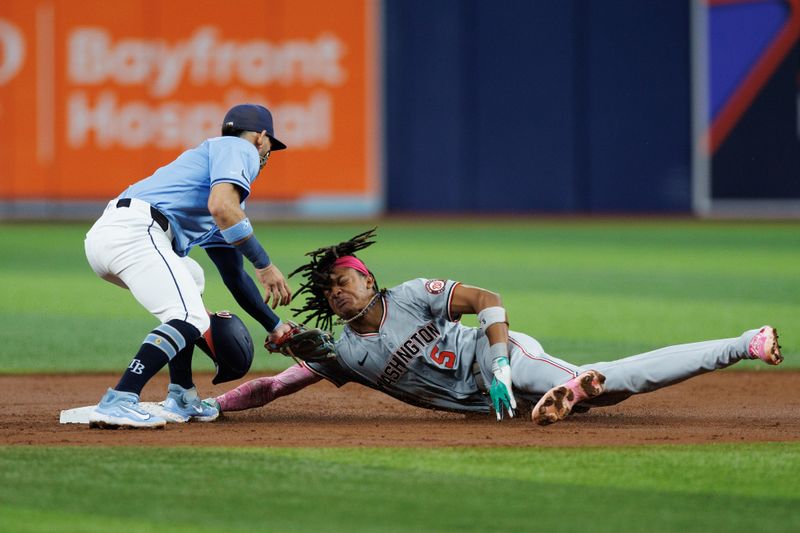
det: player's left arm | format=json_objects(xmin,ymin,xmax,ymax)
[
  {"xmin": 450, "ymin": 284, "xmax": 516, "ymax": 420},
  {"xmin": 204, "ymin": 245, "xmax": 286, "ymax": 338},
  {"xmin": 208, "ymin": 183, "xmax": 291, "ymax": 309}
]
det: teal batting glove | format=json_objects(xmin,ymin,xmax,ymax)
[{"xmin": 489, "ymin": 356, "xmax": 517, "ymax": 421}]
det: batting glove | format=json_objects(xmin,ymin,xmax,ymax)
[{"xmin": 489, "ymin": 356, "xmax": 516, "ymax": 421}]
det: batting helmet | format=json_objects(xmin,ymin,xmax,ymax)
[{"xmin": 195, "ymin": 311, "xmax": 254, "ymax": 384}]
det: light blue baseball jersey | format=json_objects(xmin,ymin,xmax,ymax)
[
  {"xmin": 305, "ymin": 278, "xmax": 492, "ymax": 413},
  {"xmin": 118, "ymin": 136, "xmax": 260, "ymax": 257}
]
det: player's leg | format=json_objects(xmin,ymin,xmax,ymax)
[
  {"xmin": 506, "ymin": 332, "xmax": 581, "ymax": 393},
  {"xmin": 84, "ymin": 201, "xmax": 133, "ymax": 289},
  {"xmin": 87, "ymin": 208, "xmax": 212, "ymax": 427},
  {"xmin": 580, "ymin": 327, "xmax": 782, "ymax": 400},
  {"xmin": 116, "ymin": 237, "xmax": 218, "ymax": 423},
  {"xmin": 525, "ymin": 327, "xmax": 781, "ymax": 426},
  {"xmin": 86, "ymin": 206, "xmax": 169, "ymax": 428},
  {"xmin": 168, "ymin": 256, "xmax": 205, "ymax": 389},
  {"xmin": 156, "ymin": 255, "xmax": 218, "ymax": 421},
  {"xmin": 505, "ymin": 333, "xmax": 607, "ymax": 425}
]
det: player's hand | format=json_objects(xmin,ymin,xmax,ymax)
[
  {"xmin": 255, "ymin": 264, "xmax": 292, "ymax": 308},
  {"xmin": 489, "ymin": 356, "xmax": 516, "ymax": 421},
  {"xmin": 266, "ymin": 322, "xmax": 293, "ymax": 347}
]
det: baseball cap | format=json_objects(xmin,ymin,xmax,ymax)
[{"xmin": 222, "ymin": 104, "xmax": 287, "ymax": 150}]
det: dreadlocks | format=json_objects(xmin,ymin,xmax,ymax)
[{"xmin": 289, "ymin": 227, "xmax": 383, "ymax": 330}]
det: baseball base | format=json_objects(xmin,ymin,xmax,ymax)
[{"xmin": 59, "ymin": 402, "xmax": 186, "ymax": 424}]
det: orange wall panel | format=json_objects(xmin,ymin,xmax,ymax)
[{"xmin": 0, "ymin": 0, "xmax": 378, "ymax": 204}]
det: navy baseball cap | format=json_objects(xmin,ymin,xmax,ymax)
[{"xmin": 222, "ymin": 104, "xmax": 287, "ymax": 150}]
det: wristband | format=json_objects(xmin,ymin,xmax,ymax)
[
  {"xmin": 477, "ymin": 306, "xmax": 507, "ymax": 333},
  {"xmin": 235, "ymin": 236, "xmax": 271, "ymax": 269},
  {"xmin": 220, "ymin": 218, "xmax": 254, "ymax": 244},
  {"xmin": 489, "ymin": 343, "xmax": 509, "ymax": 361}
]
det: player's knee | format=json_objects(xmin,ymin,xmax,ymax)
[
  {"xmin": 188, "ymin": 311, "xmax": 211, "ymax": 335},
  {"xmin": 164, "ymin": 318, "xmax": 202, "ymax": 344},
  {"xmin": 162, "ymin": 310, "xmax": 209, "ymax": 338},
  {"xmin": 144, "ymin": 319, "xmax": 202, "ymax": 361}
]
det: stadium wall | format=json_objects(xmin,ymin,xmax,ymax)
[
  {"xmin": 384, "ymin": 0, "xmax": 693, "ymax": 214},
  {"xmin": 2, "ymin": 1, "xmax": 798, "ymax": 218}
]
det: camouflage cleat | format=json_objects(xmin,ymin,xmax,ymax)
[
  {"xmin": 748, "ymin": 326, "xmax": 783, "ymax": 366},
  {"xmin": 532, "ymin": 370, "xmax": 606, "ymax": 426}
]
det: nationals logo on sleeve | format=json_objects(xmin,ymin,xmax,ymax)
[{"xmin": 425, "ymin": 279, "xmax": 446, "ymax": 294}]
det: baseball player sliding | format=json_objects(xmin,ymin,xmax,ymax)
[
  {"xmin": 209, "ymin": 228, "xmax": 783, "ymax": 425},
  {"xmin": 84, "ymin": 104, "xmax": 294, "ymax": 429}
]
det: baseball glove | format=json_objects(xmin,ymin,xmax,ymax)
[{"xmin": 265, "ymin": 321, "xmax": 336, "ymax": 363}]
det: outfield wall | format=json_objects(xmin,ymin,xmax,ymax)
[
  {"xmin": 1, "ymin": 1, "xmax": 798, "ymax": 219},
  {"xmin": 0, "ymin": 0, "xmax": 381, "ymax": 219},
  {"xmin": 385, "ymin": 0, "xmax": 693, "ymax": 214}
]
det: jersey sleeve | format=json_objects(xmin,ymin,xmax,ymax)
[
  {"xmin": 208, "ymin": 138, "xmax": 260, "ymax": 201},
  {"xmin": 392, "ymin": 278, "xmax": 462, "ymax": 322}
]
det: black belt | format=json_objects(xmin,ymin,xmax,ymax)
[
  {"xmin": 116, "ymin": 198, "xmax": 169, "ymax": 232},
  {"xmin": 472, "ymin": 362, "xmax": 488, "ymax": 395}
]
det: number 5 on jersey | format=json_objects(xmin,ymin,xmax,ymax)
[{"xmin": 430, "ymin": 346, "xmax": 455, "ymax": 369}]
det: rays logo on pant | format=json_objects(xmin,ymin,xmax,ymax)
[{"xmin": 128, "ymin": 359, "xmax": 145, "ymax": 374}]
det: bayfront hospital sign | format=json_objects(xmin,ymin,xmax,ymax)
[
  {"xmin": 0, "ymin": 0, "xmax": 380, "ymax": 217},
  {"xmin": 66, "ymin": 27, "xmax": 343, "ymax": 151}
]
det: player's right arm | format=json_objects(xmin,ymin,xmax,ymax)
[
  {"xmin": 215, "ymin": 363, "xmax": 322, "ymax": 412},
  {"xmin": 449, "ymin": 284, "xmax": 509, "ymax": 346},
  {"xmin": 208, "ymin": 183, "xmax": 292, "ymax": 309},
  {"xmin": 449, "ymin": 283, "xmax": 516, "ymax": 420},
  {"xmin": 208, "ymin": 182, "xmax": 247, "ymax": 226}
]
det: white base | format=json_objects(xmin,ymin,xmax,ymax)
[{"xmin": 59, "ymin": 402, "xmax": 187, "ymax": 424}]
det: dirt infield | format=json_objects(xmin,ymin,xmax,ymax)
[{"xmin": 2, "ymin": 371, "xmax": 798, "ymax": 447}]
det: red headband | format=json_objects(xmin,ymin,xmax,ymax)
[{"xmin": 332, "ymin": 255, "xmax": 370, "ymax": 276}]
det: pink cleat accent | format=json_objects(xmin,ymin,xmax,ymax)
[
  {"xmin": 748, "ymin": 326, "xmax": 783, "ymax": 365},
  {"xmin": 532, "ymin": 370, "xmax": 606, "ymax": 426}
]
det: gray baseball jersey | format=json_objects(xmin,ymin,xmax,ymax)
[
  {"xmin": 306, "ymin": 279, "xmax": 489, "ymax": 412},
  {"xmin": 305, "ymin": 278, "xmax": 762, "ymax": 414}
]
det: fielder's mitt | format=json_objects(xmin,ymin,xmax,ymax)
[{"xmin": 266, "ymin": 322, "xmax": 336, "ymax": 363}]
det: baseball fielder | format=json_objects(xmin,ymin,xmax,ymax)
[
  {"xmin": 84, "ymin": 104, "xmax": 294, "ymax": 429},
  {"xmin": 210, "ymin": 229, "xmax": 783, "ymax": 425}
]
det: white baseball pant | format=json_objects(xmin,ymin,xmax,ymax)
[{"xmin": 84, "ymin": 199, "xmax": 210, "ymax": 334}]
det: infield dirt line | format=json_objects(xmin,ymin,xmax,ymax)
[{"xmin": 1, "ymin": 371, "xmax": 798, "ymax": 447}]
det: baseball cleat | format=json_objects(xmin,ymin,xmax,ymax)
[
  {"xmin": 202, "ymin": 397, "xmax": 222, "ymax": 414},
  {"xmin": 160, "ymin": 384, "xmax": 220, "ymax": 422},
  {"xmin": 532, "ymin": 370, "xmax": 606, "ymax": 426},
  {"xmin": 89, "ymin": 388, "xmax": 166, "ymax": 429},
  {"xmin": 748, "ymin": 326, "xmax": 783, "ymax": 365}
]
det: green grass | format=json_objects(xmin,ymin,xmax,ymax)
[
  {"xmin": 1, "ymin": 220, "xmax": 799, "ymax": 532},
  {"xmin": 0, "ymin": 220, "xmax": 797, "ymax": 372},
  {"xmin": 0, "ymin": 444, "xmax": 798, "ymax": 532}
]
